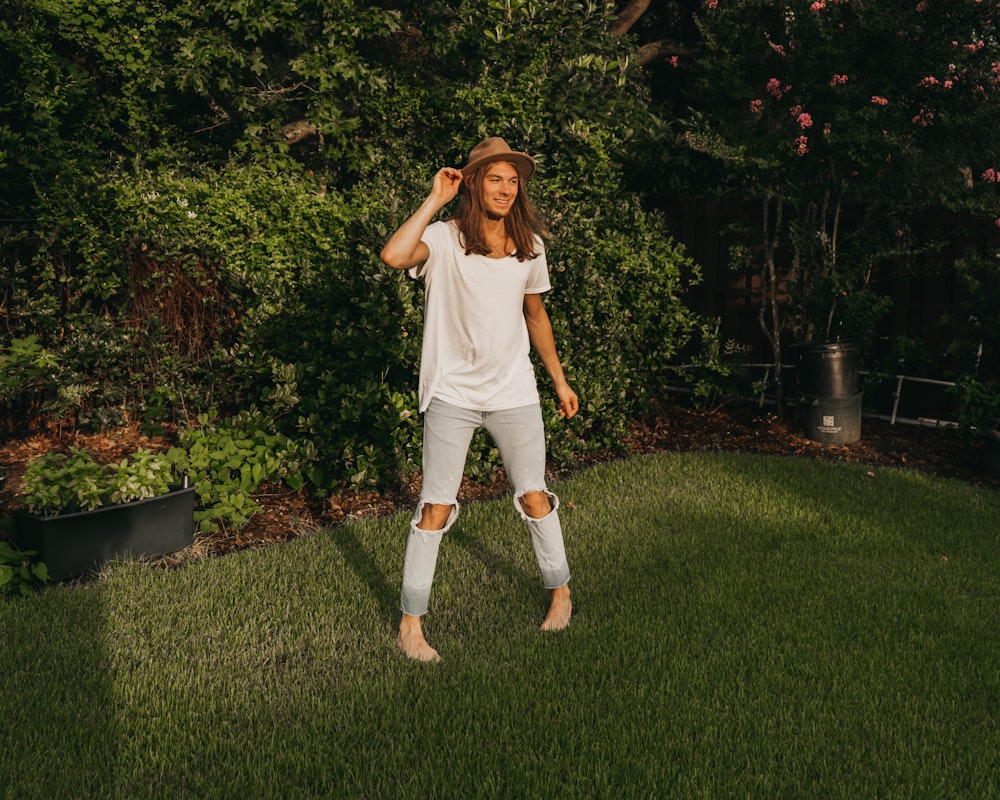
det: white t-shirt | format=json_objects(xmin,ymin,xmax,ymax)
[{"xmin": 409, "ymin": 220, "xmax": 551, "ymax": 412}]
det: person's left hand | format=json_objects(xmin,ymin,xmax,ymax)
[{"xmin": 556, "ymin": 385, "xmax": 579, "ymax": 419}]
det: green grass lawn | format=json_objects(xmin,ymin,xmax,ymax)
[{"xmin": 2, "ymin": 452, "xmax": 999, "ymax": 799}]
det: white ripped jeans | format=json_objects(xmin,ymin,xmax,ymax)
[{"xmin": 400, "ymin": 398, "xmax": 571, "ymax": 616}]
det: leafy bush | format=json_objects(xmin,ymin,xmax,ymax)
[
  {"xmin": 21, "ymin": 447, "xmax": 177, "ymax": 516},
  {"xmin": 165, "ymin": 412, "xmax": 318, "ymax": 533},
  {"xmin": 18, "ymin": 417, "xmax": 317, "ymax": 534},
  {"xmin": 0, "ymin": 336, "xmax": 60, "ymax": 431},
  {"xmin": 108, "ymin": 448, "xmax": 176, "ymax": 505},
  {"xmin": 0, "ymin": 541, "xmax": 49, "ymax": 596},
  {"xmin": 2, "ymin": 0, "xmax": 716, "ymax": 491},
  {"xmin": 678, "ymin": 0, "xmax": 1000, "ymax": 405},
  {"xmin": 954, "ymin": 376, "xmax": 1000, "ymax": 446},
  {"xmin": 543, "ymin": 192, "xmax": 707, "ymax": 441}
]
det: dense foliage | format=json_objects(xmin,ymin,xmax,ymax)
[
  {"xmin": 670, "ymin": 0, "xmax": 1000, "ymax": 408},
  {"xmin": 1, "ymin": 0, "xmax": 708, "ymax": 502},
  {"xmin": 3, "ymin": 0, "xmax": 999, "ymax": 517}
]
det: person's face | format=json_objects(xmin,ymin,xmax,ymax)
[{"xmin": 475, "ymin": 161, "xmax": 520, "ymax": 219}]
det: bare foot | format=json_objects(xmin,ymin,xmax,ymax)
[
  {"xmin": 398, "ymin": 613, "xmax": 441, "ymax": 662},
  {"xmin": 541, "ymin": 584, "xmax": 572, "ymax": 631}
]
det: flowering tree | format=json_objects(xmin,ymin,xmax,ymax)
[{"xmin": 680, "ymin": 0, "xmax": 1000, "ymax": 407}]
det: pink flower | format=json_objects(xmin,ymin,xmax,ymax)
[
  {"xmin": 797, "ymin": 112, "xmax": 814, "ymax": 129},
  {"xmin": 871, "ymin": 95, "xmax": 889, "ymax": 105},
  {"xmin": 943, "ymin": 80, "xmax": 953, "ymax": 89},
  {"xmin": 916, "ymin": 1, "xmax": 927, "ymax": 10},
  {"xmin": 830, "ymin": 74, "xmax": 849, "ymax": 86},
  {"xmin": 982, "ymin": 168, "xmax": 998, "ymax": 182},
  {"xmin": 810, "ymin": 0, "xmax": 826, "ymax": 10},
  {"xmin": 912, "ymin": 109, "xmax": 934, "ymax": 126},
  {"xmin": 919, "ymin": 76, "xmax": 939, "ymax": 87},
  {"xmin": 823, "ymin": 123, "xmax": 832, "ymax": 135},
  {"xmin": 706, "ymin": 0, "xmax": 718, "ymax": 8},
  {"xmin": 750, "ymin": 98, "xmax": 764, "ymax": 114},
  {"xmin": 995, "ymin": 218, "xmax": 1000, "ymax": 229},
  {"xmin": 795, "ymin": 135, "xmax": 809, "ymax": 155},
  {"xmin": 670, "ymin": 55, "xmax": 680, "ymax": 68},
  {"xmin": 766, "ymin": 78, "xmax": 785, "ymax": 99}
]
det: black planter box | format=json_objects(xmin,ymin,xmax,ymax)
[{"xmin": 13, "ymin": 486, "xmax": 196, "ymax": 581}]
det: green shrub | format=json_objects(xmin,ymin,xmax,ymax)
[
  {"xmin": 536, "ymin": 191, "xmax": 707, "ymax": 466},
  {"xmin": 0, "ymin": 541, "xmax": 49, "ymax": 596},
  {"xmin": 20, "ymin": 447, "xmax": 177, "ymax": 516},
  {"xmin": 21, "ymin": 449, "xmax": 116, "ymax": 515},
  {"xmin": 1, "ymin": 0, "xmax": 715, "ymax": 491},
  {"xmin": 0, "ymin": 336, "xmax": 60, "ymax": 431},
  {"xmin": 165, "ymin": 411, "xmax": 318, "ymax": 533},
  {"xmin": 108, "ymin": 448, "xmax": 176, "ymax": 505},
  {"xmin": 954, "ymin": 376, "xmax": 1000, "ymax": 445},
  {"xmin": 5, "ymin": 156, "xmax": 711, "ymax": 493}
]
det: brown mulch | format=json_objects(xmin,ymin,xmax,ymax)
[{"xmin": 2, "ymin": 403, "xmax": 996, "ymax": 564}]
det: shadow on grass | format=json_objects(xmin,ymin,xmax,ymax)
[
  {"xmin": 448, "ymin": 522, "xmax": 538, "ymax": 593},
  {"xmin": 446, "ymin": 510, "xmax": 551, "ymax": 629},
  {"xmin": 0, "ymin": 582, "xmax": 117, "ymax": 796},
  {"xmin": 332, "ymin": 525, "xmax": 399, "ymax": 630}
]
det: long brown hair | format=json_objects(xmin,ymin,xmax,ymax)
[{"xmin": 450, "ymin": 160, "xmax": 549, "ymax": 261}]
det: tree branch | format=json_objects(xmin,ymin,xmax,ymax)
[
  {"xmin": 611, "ymin": 0, "xmax": 652, "ymax": 36},
  {"xmin": 634, "ymin": 39, "xmax": 694, "ymax": 66}
]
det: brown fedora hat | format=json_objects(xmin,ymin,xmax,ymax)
[{"xmin": 461, "ymin": 137, "xmax": 536, "ymax": 181}]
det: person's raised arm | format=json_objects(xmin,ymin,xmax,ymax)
[{"xmin": 380, "ymin": 167, "xmax": 464, "ymax": 269}]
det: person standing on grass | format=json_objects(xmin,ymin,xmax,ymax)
[{"xmin": 380, "ymin": 137, "xmax": 579, "ymax": 662}]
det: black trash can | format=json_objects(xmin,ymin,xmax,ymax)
[
  {"xmin": 795, "ymin": 340, "xmax": 860, "ymax": 398},
  {"xmin": 793, "ymin": 341, "xmax": 862, "ymax": 444},
  {"xmin": 798, "ymin": 393, "xmax": 863, "ymax": 445}
]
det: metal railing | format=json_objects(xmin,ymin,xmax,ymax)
[{"xmin": 694, "ymin": 363, "xmax": 960, "ymax": 430}]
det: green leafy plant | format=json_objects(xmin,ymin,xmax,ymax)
[
  {"xmin": 674, "ymin": 335, "xmax": 759, "ymax": 414},
  {"xmin": 21, "ymin": 447, "xmax": 179, "ymax": 517},
  {"xmin": 0, "ymin": 335, "xmax": 61, "ymax": 431},
  {"xmin": 108, "ymin": 448, "xmax": 177, "ymax": 505},
  {"xmin": 21, "ymin": 448, "xmax": 115, "ymax": 516},
  {"xmin": 18, "ymin": 418, "xmax": 317, "ymax": 534},
  {"xmin": 0, "ymin": 540, "xmax": 49, "ymax": 596},
  {"xmin": 0, "ymin": 335, "xmax": 59, "ymax": 402},
  {"xmin": 954, "ymin": 376, "xmax": 1000, "ymax": 446},
  {"xmin": 166, "ymin": 411, "xmax": 318, "ymax": 534}
]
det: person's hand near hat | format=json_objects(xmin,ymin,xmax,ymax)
[{"xmin": 429, "ymin": 166, "xmax": 464, "ymax": 207}]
